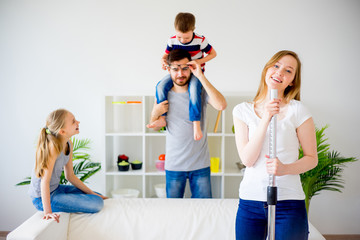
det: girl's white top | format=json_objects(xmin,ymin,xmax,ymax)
[{"xmin": 232, "ymin": 100, "xmax": 312, "ymax": 201}]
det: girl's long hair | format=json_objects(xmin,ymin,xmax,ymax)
[
  {"xmin": 35, "ymin": 109, "xmax": 68, "ymax": 178},
  {"xmin": 253, "ymin": 50, "xmax": 302, "ymax": 103}
]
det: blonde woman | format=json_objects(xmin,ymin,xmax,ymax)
[
  {"xmin": 28, "ymin": 109, "xmax": 106, "ymax": 223},
  {"xmin": 233, "ymin": 50, "xmax": 318, "ymax": 239}
]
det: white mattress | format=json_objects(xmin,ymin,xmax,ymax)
[
  {"xmin": 68, "ymin": 198, "xmax": 238, "ymax": 240},
  {"xmin": 8, "ymin": 198, "xmax": 324, "ymax": 240},
  {"xmin": 67, "ymin": 198, "xmax": 324, "ymax": 240}
]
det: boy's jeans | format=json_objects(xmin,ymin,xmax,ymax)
[
  {"xmin": 165, "ymin": 167, "xmax": 212, "ymax": 198},
  {"xmin": 32, "ymin": 185, "xmax": 103, "ymax": 213},
  {"xmin": 156, "ymin": 74, "xmax": 202, "ymax": 121},
  {"xmin": 235, "ymin": 198, "xmax": 309, "ymax": 240}
]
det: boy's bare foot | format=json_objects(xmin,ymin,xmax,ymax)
[
  {"xmin": 147, "ymin": 116, "xmax": 167, "ymax": 129},
  {"xmin": 193, "ymin": 121, "xmax": 203, "ymax": 141}
]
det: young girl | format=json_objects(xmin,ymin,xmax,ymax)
[
  {"xmin": 233, "ymin": 50, "xmax": 318, "ymax": 239},
  {"xmin": 28, "ymin": 109, "xmax": 106, "ymax": 223}
]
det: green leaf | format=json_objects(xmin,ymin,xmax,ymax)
[
  {"xmin": 15, "ymin": 177, "xmax": 31, "ymax": 186},
  {"xmin": 300, "ymin": 125, "xmax": 358, "ymax": 213}
]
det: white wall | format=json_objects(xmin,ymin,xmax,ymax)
[{"xmin": 1, "ymin": 0, "xmax": 359, "ymax": 234}]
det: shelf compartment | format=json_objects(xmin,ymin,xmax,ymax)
[
  {"xmin": 105, "ymin": 136, "xmax": 143, "ymax": 173},
  {"xmin": 206, "ymin": 106, "xmax": 223, "ymax": 134},
  {"xmin": 105, "ymin": 175, "xmax": 143, "ymax": 198},
  {"xmin": 105, "ymin": 96, "xmax": 143, "ymax": 134},
  {"xmin": 224, "ymin": 136, "xmax": 242, "ymax": 174},
  {"xmin": 224, "ymin": 176, "xmax": 243, "ymax": 199},
  {"xmin": 208, "ymin": 136, "xmax": 223, "ymax": 173},
  {"xmin": 211, "ymin": 176, "xmax": 222, "ymax": 199},
  {"xmin": 145, "ymin": 175, "xmax": 166, "ymax": 198},
  {"xmin": 224, "ymin": 95, "xmax": 253, "ymax": 134},
  {"xmin": 145, "ymin": 135, "xmax": 166, "ymax": 172}
]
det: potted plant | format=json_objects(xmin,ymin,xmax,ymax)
[
  {"xmin": 299, "ymin": 125, "xmax": 358, "ymax": 213},
  {"xmin": 16, "ymin": 137, "xmax": 101, "ymax": 186}
]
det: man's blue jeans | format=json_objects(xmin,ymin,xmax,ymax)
[
  {"xmin": 165, "ymin": 167, "xmax": 212, "ymax": 198},
  {"xmin": 235, "ymin": 198, "xmax": 309, "ymax": 240},
  {"xmin": 156, "ymin": 73, "xmax": 202, "ymax": 121},
  {"xmin": 32, "ymin": 185, "xmax": 104, "ymax": 213}
]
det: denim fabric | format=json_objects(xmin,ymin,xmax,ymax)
[
  {"xmin": 235, "ymin": 199, "xmax": 309, "ymax": 240},
  {"xmin": 31, "ymin": 185, "xmax": 103, "ymax": 213},
  {"xmin": 156, "ymin": 74, "xmax": 174, "ymax": 117},
  {"xmin": 165, "ymin": 167, "xmax": 212, "ymax": 198},
  {"xmin": 187, "ymin": 75, "xmax": 202, "ymax": 121},
  {"xmin": 155, "ymin": 74, "xmax": 202, "ymax": 121}
]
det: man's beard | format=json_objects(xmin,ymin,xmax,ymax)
[{"xmin": 172, "ymin": 76, "xmax": 190, "ymax": 87}]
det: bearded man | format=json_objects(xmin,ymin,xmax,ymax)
[{"xmin": 148, "ymin": 49, "xmax": 227, "ymax": 198}]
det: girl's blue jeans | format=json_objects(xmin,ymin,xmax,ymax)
[
  {"xmin": 31, "ymin": 185, "xmax": 104, "ymax": 213},
  {"xmin": 235, "ymin": 198, "xmax": 309, "ymax": 240},
  {"xmin": 165, "ymin": 167, "xmax": 212, "ymax": 198},
  {"xmin": 156, "ymin": 73, "xmax": 202, "ymax": 121}
]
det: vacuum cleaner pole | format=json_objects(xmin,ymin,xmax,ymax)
[{"xmin": 267, "ymin": 89, "xmax": 278, "ymax": 240}]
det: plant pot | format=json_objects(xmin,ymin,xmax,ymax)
[
  {"xmin": 131, "ymin": 161, "xmax": 142, "ymax": 170},
  {"xmin": 118, "ymin": 161, "xmax": 130, "ymax": 171}
]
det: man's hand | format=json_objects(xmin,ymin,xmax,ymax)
[{"xmin": 187, "ymin": 61, "xmax": 203, "ymax": 79}]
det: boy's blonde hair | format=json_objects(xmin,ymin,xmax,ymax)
[
  {"xmin": 253, "ymin": 50, "xmax": 302, "ymax": 103},
  {"xmin": 35, "ymin": 109, "xmax": 69, "ymax": 178},
  {"xmin": 174, "ymin": 12, "xmax": 196, "ymax": 33}
]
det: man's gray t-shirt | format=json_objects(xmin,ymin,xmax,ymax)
[{"xmin": 165, "ymin": 89, "xmax": 210, "ymax": 171}]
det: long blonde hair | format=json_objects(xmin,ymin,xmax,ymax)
[
  {"xmin": 253, "ymin": 50, "xmax": 302, "ymax": 103},
  {"xmin": 35, "ymin": 109, "xmax": 69, "ymax": 178}
]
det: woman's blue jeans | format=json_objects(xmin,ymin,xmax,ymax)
[
  {"xmin": 235, "ymin": 199, "xmax": 309, "ymax": 240},
  {"xmin": 156, "ymin": 73, "xmax": 202, "ymax": 121},
  {"xmin": 165, "ymin": 167, "xmax": 212, "ymax": 198},
  {"xmin": 32, "ymin": 185, "xmax": 104, "ymax": 213}
]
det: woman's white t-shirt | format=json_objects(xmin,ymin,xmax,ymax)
[{"xmin": 232, "ymin": 100, "xmax": 312, "ymax": 201}]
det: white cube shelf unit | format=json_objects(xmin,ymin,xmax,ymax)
[{"xmin": 104, "ymin": 94, "xmax": 253, "ymax": 198}]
